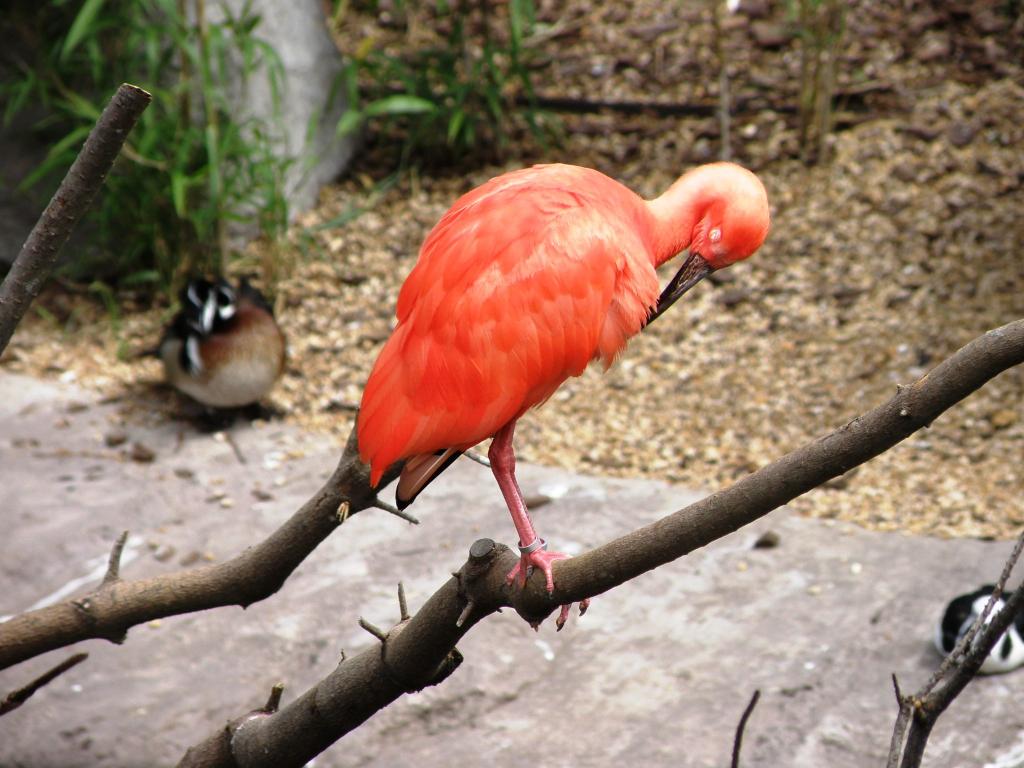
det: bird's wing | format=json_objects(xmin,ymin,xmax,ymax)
[{"xmin": 358, "ymin": 168, "xmax": 659, "ymax": 485}]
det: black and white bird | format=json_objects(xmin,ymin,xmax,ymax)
[
  {"xmin": 158, "ymin": 277, "xmax": 286, "ymax": 409},
  {"xmin": 934, "ymin": 584, "xmax": 1024, "ymax": 675}
]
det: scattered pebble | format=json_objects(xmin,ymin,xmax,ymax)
[
  {"xmin": 129, "ymin": 442, "xmax": 155, "ymax": 463},
  {"xmin": 753, "ymin": 530, "xmax": 781, "ymax": 549},
  {"xmin": 179, "ymin": 551, "xmax": 202, "ymax": 567},
  {"xmin": 104, "ymin": 429, "xmax": 128, "ymax": 448}
]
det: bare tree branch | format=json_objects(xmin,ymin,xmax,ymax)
[
  {"xmin": 178, "ymin": 318, "xmax": 1024, "ymax": 767},
  {"xmin": 517, "ymin": 319, "xmax": 1024, "ymax": 618},
  {"xmin": 886, "ymin": 674, "xmax": 910, "ymax": 768},
  {"xmin": 0, "ymin": 653, "xmax": 89, "ymax": 716},
  {"xmin": 178, "ymin": 538, "xmax": 498, "ymax": 768},
  {"xmin": 0, "ymin": 83, "xmax": 151, "ymax": 357},
  {"xmin": 1, "ymin": 315, "xmax": 1020, "ymax": 730},
  {"xmin": 1, "ymin": 317, "xmax": 1020, "ymax": 703},
  {"xmin": 887, "ymin": 529, "xmax": 1024, "ymax": 768},
  {"xmin": 0, "ymin": 428, "xmax": 405, "ymax": 671}
]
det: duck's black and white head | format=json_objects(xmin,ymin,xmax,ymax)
[
  {"xmin": 935, "ymin": 584, "xmax": 1024, "ymax": 675},
  {"xmin": 174, "ymin": 278, "xmax": 238, "ymax": 375}
]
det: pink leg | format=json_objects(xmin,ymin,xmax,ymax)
[{"xmin": 489, "ymin": 421, "xmax": 589, "ymax": 630}]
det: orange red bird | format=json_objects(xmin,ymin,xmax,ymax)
[{"xmin": 358, "ymin": 162, "xmax": 770, "ymax": 626}]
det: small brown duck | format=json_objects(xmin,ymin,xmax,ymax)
[{"xmin": 158, "ymin": 277, "xmax": 285, "ymax": 408}]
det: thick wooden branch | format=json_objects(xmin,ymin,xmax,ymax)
[
  {"xmin": 179, "ymin": 539, "xmax": 503, "ymax": 767},
  {"xmin": 180, "ymin": 318, "xmax": 1024, "ymax": 767},
  {"xmin": 518, "ymin": 319, "xmax": 1024, "ymax": 618},
  {"xmin": 0, "ymin": 83, "xmax": 151, "ymax": 357},
  {"xmin": 0, "ymin": 429, "xmax": 405, "ymax": 671}
]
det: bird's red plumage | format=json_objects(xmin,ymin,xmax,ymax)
[{"xmin": 358, "ymin": 164, "xmax": 662, "ymax": 485}]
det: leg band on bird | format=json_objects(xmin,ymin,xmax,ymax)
[{"xmin": 519, "ymin": 537, "xmax": 547, "ymax": 555}]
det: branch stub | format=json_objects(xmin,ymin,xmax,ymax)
[{"xmin": 469, "ymin": 538, "xmax": 496, "ymax": 562}]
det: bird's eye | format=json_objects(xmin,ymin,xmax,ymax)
[{"xmin": 709, "ymin": 227, "xmax": 722, "ymax": 243}]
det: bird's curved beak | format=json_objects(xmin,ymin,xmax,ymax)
[{"xmin": 645, "ymin": 252, "xmax": 713, "ymax": 326}]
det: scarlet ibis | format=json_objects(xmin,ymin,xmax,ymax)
[
  {"xmin": 159, "ymin": 277, "xmax": 286, "ymax": 408},
  {"xmin": 358, "ymin": 162, "xmax": 769, "ymax": 626}
]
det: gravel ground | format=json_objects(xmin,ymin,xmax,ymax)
[{"xmin": 2, "ymin": 1, "xmax": 1022, "ymax": 539}]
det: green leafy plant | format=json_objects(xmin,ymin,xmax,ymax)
[
  {"xmin": 788, "ymin": 0, "xmax": 845, "ymax": 164},
  {"xmin": 1, "ymin": 0, "xmax": 291, "ymax": 296},
  {"xmin": 332, "ymin": 0, "xmax": 554, "ymax": 167}
]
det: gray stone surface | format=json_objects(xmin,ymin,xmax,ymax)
[{"xmin": 0, "ymin": 371, "xmax": 1022, "ymax": 767}]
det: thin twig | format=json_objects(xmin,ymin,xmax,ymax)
[
  {"xmin": 731, "ymin": 689, "xmax": 761, "ymax": 768},
  {"xmin": 0, "ymin": 653, "xmax": 88, "ymax": 717},
  {"xmin": 455, "ymin": 600, "xmax": 475, "ymax": 628},
  {"xmin": 102, "ymin": 530, "xmax": 130, "ymax": 586},
  {"xmin": 886, "ymin": 674, "xmax": 909, "ymax": 768},
  {"xmin": 223, "ymin": 431, "xmax": 247, "ymax": 465},
  {"xmin": 397, "ymin": 582, "xmax": 410, "ymax": 622},
  {"xmin": 887, "ymin": 528, "xmax": 1024, "ymax": 768},
  {"xmin": 262, "ymin": 683, "xmax": 284, "ymax": 714},
  {"xmin": 462, "ymin": 450, "xmax": 491, "ymax": 468},
  {"xmin": 919, "ymin": 530, "xmax": 1024, "ymax": 697},
  {"xmin": 358, "ymin": 617, "xmax": 388, "ymax": 643},
  {"xmin": 373, "ymin": 498, "xmax": 419, "ymax": 525},
  {"xmin": 0, "ymin": 83, "xmax": 151, "ymax": 356}
]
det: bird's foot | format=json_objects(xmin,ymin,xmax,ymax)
[
  {"xmin": 506, "ymin": 538, "xmax": 590, "ymax": 631},
  {"xmin": 554, "ymin": 598, "xmax": 590, "ymax": 632},
  {"xmin": 506, "ymin": 540, "xmax": 565, "ymax": 592}
]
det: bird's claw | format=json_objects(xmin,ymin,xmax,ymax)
[
  {"xmin": 506, "ymin": 548, "xmax": 590, "ymax": 631},
  {"xmin": 555, "ymin": 598, "xmax": 590, "ymax": 631}
]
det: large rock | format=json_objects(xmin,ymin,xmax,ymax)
[
  {"xmin": 0, "ymin": 371, "xmax": 1022, "ymax": 767},
  {"xmin": 209, "ymin": 0, "xmax": 355, "ymax": 215}
]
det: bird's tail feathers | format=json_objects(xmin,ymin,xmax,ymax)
[{"xmin": 395, "ymin": 448, "xmax": 462, "ymax": 509}]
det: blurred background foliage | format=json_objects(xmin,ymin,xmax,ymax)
[
  {"xmin": 1, "ymin": 0, "xmax": 548, "ymax": 300},
  {"xmin": 331, "ymin": 0, "xmax": 554, "ymax": 167},
  {"xmin": 1, "ymin": 0, "xmax": 291, "ymax": 297}
]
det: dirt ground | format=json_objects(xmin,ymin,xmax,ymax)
[{"xmin": 2, "ymin": 0, "xmax": 1023, "ymax": 538}]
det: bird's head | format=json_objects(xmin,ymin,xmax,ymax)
[
  {"xmin": 686, "ymin": 163, "xmax": 770, "ymax": 270},
  {"xmin": 648, "ymin": 162, "xmax": 770, "ymax": 324},
  {"xmin": 181, "ymin": 277, "xmax": 237, "ymax": 336}
]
